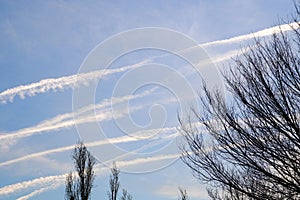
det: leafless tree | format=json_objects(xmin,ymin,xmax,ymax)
[
  {"xmin": 107, "ymin": 162, "xmax": 133, "ymax": 200},
  {"xmin": 120, "ymin": 189, "xmax": 133, "ymax": 200},
  {"xmin": 178, "ymin": 187, "xmax": 189, "ymax": 200},
  {"xmin": 65, "ymin": 142, "xmax": 96, "ymax": 200},
  {"xmin": 108, "ymin": 162, "xmax": 120, "ymax": 200},
  {"xmin": 180, "ymin": 8, "xmax": 300, "ymax": 200}
]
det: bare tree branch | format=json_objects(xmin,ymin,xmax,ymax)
[{"xmin": 180, "ymin": 6, "xmax": 300, "ymax": 200}]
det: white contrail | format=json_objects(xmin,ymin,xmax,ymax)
[
  {"xmin": 16, "ymin": 183, "xmax": 58, "ymax": 200},
  {"xmin": 0, "ymin": 174, "xmax": 66, "ymax": 197},
  {"xmin": 1, "ymin": 22, "xmax": 296, "ymax": 105},
  {"xmin": 0, "ymin": 125, "xmax": 199, "ymax": 198},
  {"xmin": 0, "ymin": 61, "xmax": 148, "ymax": 104},
  {"xmin": 0, "ymin": 126, "xmax": 177, "ymax": 167},
  {"xmin": 0, "ymin": 88, "xmax": 154, "ymax": 143},
  {"xmin": 0, "ymin": 108, "xmax": 116, "ymax": 142},
  {"xmin": 0, "ymin": 151, "xmax": 181, "ymax": 198},
  {"xmin": 1, "ymin": 22, "xmax": 298, "ymax": 198},
  {"xmin": 0, "ymin": 44, "xmax": 227, "ymax": 145},
  {"xmin": 201, "ymin": 22, "xmax": 299, "ymax": 47},
  {"xmin": 211, "ymin": 49, "xmax": 244, "ymax": 64}
]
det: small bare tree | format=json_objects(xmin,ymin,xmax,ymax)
[
  {"xmin": 180, "ymin": 8, "xmax": 300, "ymax": 200},
  {"xmin": 108, "ymin": 162, "xmax": 120, "ymax": 200},
  {"xmin": 120, "ymin": 189, "xmax": 133, "ymax": 200},
  {"xmin": 107, "ymin": 162, "xmax": 133, "ymax": 200},
  {"xmin": 178, "ymin": 187, "xmax": 189, "ymax": 200},
  {"xmin": 65, "ymin": 142, "xmax": 96, "ymax": 200}
]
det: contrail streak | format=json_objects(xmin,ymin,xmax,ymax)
[
  {"xmin": 0, "ymin": 61, "xmax": 148, "ymax": 104},
  {"xmin": 0, "ymin": 174, "xmax": 66, "ymax": 197},
  {"xmin": 0, "ymin": 152, "xmax": 181, "ymax": 198},
  {"xmin": 1, "ymin": 22, "xmax": 298, "ymax": 105},
  {"xmin": 201, "ymin": 22, "xmax": 299, "ymax": 47},
  {"xmin": 1, "ymin": 22, "xmax": 299, "ymax": 199},
  {"xmin": 0, "ymin": 88, "xmax": 154, "ymax": 143},
  {"xmin": 0, "ymin": 126, "xmax": 177, "ymax": 167},
  {"xmin": 16, "ymin": 183, "xmax": 58, "ymax": 200}
]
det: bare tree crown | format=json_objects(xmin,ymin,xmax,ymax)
[{"xmin": 180, "ymin": 9, "xmax": 300, "ymax": 200}]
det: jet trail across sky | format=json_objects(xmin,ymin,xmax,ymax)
[
  {"xmin": 0, "ymin": 61, "xmax": 148, "ymax": 104},
  {"xmin": 0, "ymin": 22, "xmax": 298, "ymax": 105}
]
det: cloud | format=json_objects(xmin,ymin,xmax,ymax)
[{"xmin": 0, "ymin": 60, "xmax": 147, "ymax": 104}]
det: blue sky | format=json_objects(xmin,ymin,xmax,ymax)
[{"xmin": 0, "ymin": 1, "xmax": 297, "ymax": 200}]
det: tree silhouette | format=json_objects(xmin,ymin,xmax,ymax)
[
  {"xmin": 107, "ymin": 162, "xmax": 133, "ymax": 200},
  {"xmin": 107, "ymin": 162, "xmax": 120, "ymax": 200},
  {"xmin": 121, "ymin": 189, "xmax": 133, "ymax": 200},
  {"xmin": 178, "ymin": 187, "xmax": 189, "ymax": 200},
  {"xmin": 65, "ymin": 142, "xmax": 96, "ymax": 200},
  {"xmin": 180, "ymin": 9, "xmax": 300, "ymax": 200},
  {"xmin": 65, "ymin": 144, "xmax": 134, "ymax": 200}
]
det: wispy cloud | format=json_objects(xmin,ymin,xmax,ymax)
[{"xmin": 0, "ymin": 61, "xmax": 147, "ymax": 104}]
